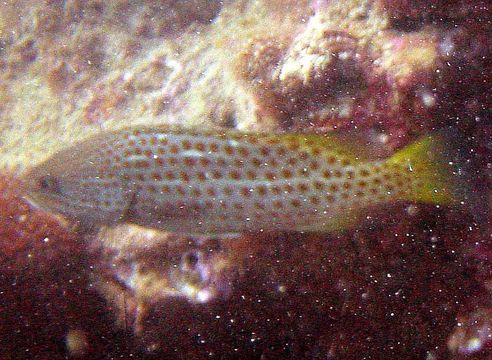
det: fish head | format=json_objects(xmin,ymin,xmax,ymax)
[{"xmin": 23, "ymin": 141, "xmax": 131, "ymax": 226}]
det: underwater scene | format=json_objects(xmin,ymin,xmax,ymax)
[{"xmin": 0, "ymin": 1, "xmax": 490, "ymax": 359}]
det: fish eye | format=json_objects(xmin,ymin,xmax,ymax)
[{"xmin": 38, "ymin": 175, "xmax": 62, "ymax": 194}]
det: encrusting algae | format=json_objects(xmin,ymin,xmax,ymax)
[{"xmin": 23, "ymin": 126, "xmax": 466, "ymax": 234}]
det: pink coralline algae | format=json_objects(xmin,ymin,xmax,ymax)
[
  {"xmin": 0, "ymin": 175, "xmax": 80, "ymax": 273},
  {"xmin": 116, "ymin": 206, "xmax": 487, "ymax": 358},
  {"xmin": 238, "ymin": 27, "xmax": 373, "ymax": 131},
  {"xmin": 88, "ymin": 226, "xmax": 237, "ymax": 334},
  {"xmin": 0, "ymin": 175, "xmax": 121, "ymax": 357},
  {"xmin": 237, "ymin": 0, "xmax": 490, "ymax": 148},
  {"xmin": 448, "ymin": 306, "xmax": 492, "ymax": 356}
]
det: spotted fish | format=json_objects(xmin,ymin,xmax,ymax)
[{"xmin": 24, "ymin": 126, "xmax": 466, "ymax": 234}]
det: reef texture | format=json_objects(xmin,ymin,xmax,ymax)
[{"xmin": 0, "ymin": 0, "xmax": 491, "ymax": 359}]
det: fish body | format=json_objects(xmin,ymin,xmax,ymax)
[{"xmin": 24, "ymin": 126, "xmax": 461, "ymax": 234}]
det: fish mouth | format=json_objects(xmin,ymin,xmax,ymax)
[
  {"xmin": 22, "ymin": 192, "xmax": 73, "ymax": 229},
  {"xmin": 22, "ymin": 191, "xmax": 65, "ymax": 214}
]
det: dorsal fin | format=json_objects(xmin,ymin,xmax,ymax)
[{"xmin": 257, "ymin": 131, "xmax": 383, "ymax": 164}]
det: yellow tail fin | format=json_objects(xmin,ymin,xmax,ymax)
[{"xmin": 386, "ymin": 130, "xmax": 466, "ymax": 206}]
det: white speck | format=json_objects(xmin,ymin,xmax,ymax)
[
  {"xmin": 65, "ymin": 328, "xmax": 89, "ymax": 357},
  {"xmin": 439, "ymin": 37, "xmax": 455, "ymax": 57},
  {"xmin": 378, "ymin": 133, "xmax": 389, "ymax": 144},
  {"xmin": 197, "ymin": 290, "xmax": 212, "ymax": 303},
  {"xmin": 43, "ymin": 237, "xmax": 49, "ymax": 243},
  {"xmin": 421, "ymin": 91, "xmax": 436, "ymax": 107},
  {"xmin": 338, "ymin": 102, "xmax": 352, "ymax": 118},
  {"xmin": 466, "ymin": 337, "xmax": 482, "ymax": 352},
  {"xmin": 338, "ymin": 51, "xmax": 351, "ymax": 60},
  {"xmin": 426, "ymin": 351, "xmax": 437, "ymax": 360}
]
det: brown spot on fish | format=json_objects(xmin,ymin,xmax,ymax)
[
  {"xmin": 181, "ymin": 139, "xmax": 192, "ymax": 150},
  {"xmin": 196, "ymin": 172, "xmax": 206, "ymax": 181},
  {"xmin": 290, "ymin": 199, "xmax": 301, "ymax": 208},
  {"xmin": 251, "ymin": 158, "xmax": 262, "ymax": 167},
  {"xmin": 209, "ymin": 142, "xmax": 219, "ymax": 152},
  {"xmin": 195, "ymin": 142, "xmax": 206, "ymax": 152},
  {"xmin": 283, "ymin": 184, "xmax": 294, "ymax": 193},
  {"xmin": 245, "ymin": 170, "xmax": 256, "ymax": 180},
  {"xmin": 170, "ymin": 144, "xmax": 179, "ymax": 154},
  {"xmin": 229, "ymin": 170, "xmax": 241, "ymax": 180},
  {"xmin": 206, "ymin": 187, "xmax": 216, "ymax": 197},
  {"xmin": 211, "ymin": 170, "xmax": 223, "ymax": 180},
  {"xmin": 240, "ymin": 187, "xmax": 251, "ymax": 197},
  {"xmin": 281, "ymin": 169, "xmax": 293, "ymax": 179},
  {"xmin": 257, "ymin": 185, "xmax": 267, "ymax": 196},
  {"xmin": 183, "ymin": 157, "xmax": 196, "ymax": 167},
  {"xmin": 297, "ymin": 183, "xmax": 309, "ymax": 192}
]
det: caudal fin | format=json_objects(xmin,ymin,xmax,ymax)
[{"xmin": 386, "ymin": 128, "xmax": 481, "ymax": 212}]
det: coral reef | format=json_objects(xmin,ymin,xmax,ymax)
[
  {"xmin": 237, "ymin": 0, "xmax": 384, "ymax": 131},
  {"xmin": 89, "ymin": 225, "xmax": 237, "ymax": 334},
  {"xmin": 0, "ymin": 174, "xmax": 124, "ymax": 357},
  {"xmin": 78, "ymin": 205, "xmax": 488, "ymax": 358},
  {"xmin": 0, "ymin": 174, "xmax": 79, "ymax": 273},
  {"xmin": 0, "ymin": 0, "xmax": 490, "ymax": 358},
  {"xmin": 0, "ymin": 0, "xmax": 310, "ymax": 171}
]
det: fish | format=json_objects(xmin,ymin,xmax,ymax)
[{"xmin": 23, "ymin": 126, "xmax": 468, "ymax": 234}]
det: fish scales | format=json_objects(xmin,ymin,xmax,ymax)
[{"xmin": 24, "ymin": 127, "xmax": 459, "ymax": 234}]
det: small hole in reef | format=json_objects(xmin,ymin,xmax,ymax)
[
  {"xmin": 390, "ymin": 16, "xmax": 425, "ymax": 32},
  {"xmin": 182, "ymin": 251, "xmax": 200, "ymax": 269},
  {"xmin": 222, "ymin": 112, "xmax": 237, "ymax": 128}
]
